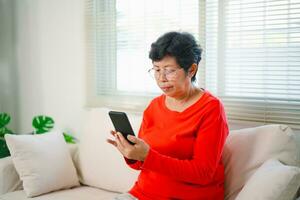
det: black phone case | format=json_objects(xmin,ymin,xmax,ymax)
[{"xmin": 108, "ymin": 111, "xmax": 135, "ymax": 145}]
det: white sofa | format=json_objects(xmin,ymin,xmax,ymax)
[{"xmin": 0, "ymin": 108, "xmax": 300, "ymax": 200}]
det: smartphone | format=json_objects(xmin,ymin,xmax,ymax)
[{"xmin": 108, "ymin": 111, "xmax": 135, "ymax": 145}]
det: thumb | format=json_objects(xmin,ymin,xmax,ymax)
[{"xmin": 127, "ymin": 135, "xmax": 140, "ymax": 144}]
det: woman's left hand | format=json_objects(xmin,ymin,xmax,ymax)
[{"xmin": 107, "ymin": 130, "xmax": 150, "ymax": 161}]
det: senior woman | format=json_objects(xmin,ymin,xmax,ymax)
[{"xmin": 107, "ymin": 31, "xmax": 229, "ymax": 200}]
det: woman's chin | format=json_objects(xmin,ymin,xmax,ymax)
[{"xmin": 160, "ymin": 86, "xmax": 175, "ymax": 95}]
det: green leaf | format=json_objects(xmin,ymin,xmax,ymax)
[
  {"xmin": 32, "ymin": 116, "xmax": 54, "ymax": 134},
  {"xmin": 0, "ymin": 138, "xmax": 10, "ymax": 158},
  {"xmin": 0, "ymin": 113, "xmax": 11, "ymax": 129},
  {"xmin": 0, "ymin": 127, "xmax": 13, "ymax": 137},
  {"xmin": 0, "ymin": 128, "xmax": 5, "ymax": 137},
  {"xmin": 63, "ymin": 132, "xmax": 76, "ymax": 144}
]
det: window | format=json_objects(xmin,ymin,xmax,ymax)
[
  {"xmin": 206, "ymin": 0, "xmax": 300, "ymax": 129},
  {"xmin": 86, "ymin": 0, "xmax": 203, "ymax": 110},
  {"xmin": 87, "ymin": 0, "xmax": 300, "ymax": 130}
]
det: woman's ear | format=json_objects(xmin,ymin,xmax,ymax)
[{"xmin": 188, "ymin": 64, "xmax": 198, "ymax": 77}]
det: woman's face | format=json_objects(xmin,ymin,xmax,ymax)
[{"xmin": 152, "ymin": 56, "xmax": 193, "ymax": 98}]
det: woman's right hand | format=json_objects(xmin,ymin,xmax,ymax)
[
  {"xmin": 106, "ymin": 130, "xmax": 150, "ymax": 161},
  {"xmin": 106, "ymin": 130, "xmax": 118, "ymax": 147}
]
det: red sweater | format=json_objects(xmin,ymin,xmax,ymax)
[{"xmin": 126, "ymin": 90, "xmax": 229, "ymax": 200}]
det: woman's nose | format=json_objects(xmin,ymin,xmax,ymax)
[{"xmin": 157, "ymin": 71, "xmax": 168, "ymax": 81}]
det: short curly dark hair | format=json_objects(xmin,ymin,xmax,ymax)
[{"xmin": 149, "ymin": 31, "xmax": 202, "ymax": 82}]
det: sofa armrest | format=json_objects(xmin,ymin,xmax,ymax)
[{"xmin": 0, "ymin": 156, "xmax": 22, "ymax": 195}]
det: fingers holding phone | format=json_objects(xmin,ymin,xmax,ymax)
[
  {"xmin": 106, "ymin": 111, "xmax": 150, "ymax": 161},
  {"xmin": 107, "ymin": 130, "xmax": 137, "ymax": 148},
  {"xmin": 106, "ymin": 130, "xmax": 117, "ymax": 147},
  {"xmin": 108, "ymin": 131, "xmax": 149, "ymax": 161},
  {"xmin": 107, "ymin": 130, "xmax": 134, "ymax": 157}
]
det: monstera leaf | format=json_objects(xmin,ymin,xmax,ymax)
[
  {"xmin": 0, "ymin": 113, "xmax": 13, "ymax": 158},
  {"xmin": 0, "ymin": 127, "xmax": 13, "ymax": 137},
  {"xmin": 0, "ymin": 113, "xmax": 13, "ymax": 137},
  {"xmin": 32, "ymin": 115, "xmax": 54, "ymax": 134},
  {"xmin": 0, "ymin": 138, "xmax": 10, "ymax": 158},
  {"xmin": 0, "ymin": 113, "xmax": 11, "ymax": 129}
]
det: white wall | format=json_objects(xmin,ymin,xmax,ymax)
[
  {"xmin": 15, "ymin": 0, "xmax": 86, "ymax": 137},
  {"xmin": 0, "ymin": 0, "xmax": 19, "ymax": 131}
]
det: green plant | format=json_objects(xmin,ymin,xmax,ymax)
[
  {"xmin": 32, "ymin": 116, "xmax": 54, "ymax": 134},
  {"xmin": 32, "ymin": 115, "xmax": 77, "ymax": 144},
  {"xmin": 0, "ymin": 139, "xmax": 10, "ymax": 158},
  {"xmin": 0, "ymin": 113, "xmax": 13, "ymax": 136},
  {"xmin": 0, "ymin": 113, "xmax": 77, "ymax": 158},
  {"xmin": 0, "ymin": 113, "xmax": 14, "ymax": 158}
]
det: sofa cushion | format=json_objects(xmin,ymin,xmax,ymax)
[
  {"xmin": 0, "ymin": 186, "xmax": 119, "ymax": 200},
  {"xmin": 223, "ymin": 124, "xmax": 300, "ymax": 200},
  {"xmin": 236, "ymin": 159, "xmax": 300, "ymax": 200},
  {"xmin": 77, "ymin": 108, "xmax": 140, "ymax": 193},
  {"xmin": 5, "ymin": 131, "xmax": 80, "ymax": 197}
]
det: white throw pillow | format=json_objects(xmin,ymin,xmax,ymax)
[
  {"xmin": 5, "ymin": 131, "xmax": 80, "ymax": 197},
  {"xmin": 236, "ymin": 159, "xmax": 300, "ymax": 200},
  {"xmin": 223, "ymin": 124, "xmax": 300, "ymax": 200},
  {"xmin": 77, "ymin": 108, "xmax": 140, "ymax": 193}
]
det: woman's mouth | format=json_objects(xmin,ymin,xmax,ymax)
[{"xmin": 160, "ymin": 86, "xmax": 173, "ymax": 91}]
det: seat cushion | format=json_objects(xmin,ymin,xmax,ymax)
[
  {"xmin": 0, "ymin": 186, "xmax": 119, "ymax": 200},
  {"xmin": 223, "ymin": 124, "xmax": 300, "ymax": 200}
]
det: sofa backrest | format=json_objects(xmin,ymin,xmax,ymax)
[
  {"xmin": 223, "ymin": 124, "xmax": 300, "ymax": 200},
  {"xmin": 77, "ymin": 108, "xmax": 141, "ymax": 193},
  {"xmin": 0, "ymin": 157, "xmax": 22, "ymax": 195},
  {"xmin": 76, "ymin": 108, "xmax": 300, "ymax": 199}
]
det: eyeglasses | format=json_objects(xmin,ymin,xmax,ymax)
[{"xmin": 148, "ymin": 67, "xmax": 183, "ymax": 80}]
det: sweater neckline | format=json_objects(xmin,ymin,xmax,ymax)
[{"xmin": 161, "ymin": 88, "xmax": 208, "ymax": 116}]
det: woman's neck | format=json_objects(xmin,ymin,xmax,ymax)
[{"xmin": 168, "ymin": 85, "xmax": 202, "ymax": 106}]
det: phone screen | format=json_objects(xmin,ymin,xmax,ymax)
[{"xmin": 108, "ymin": 111, "xmax": 135, "ymax": 145}]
